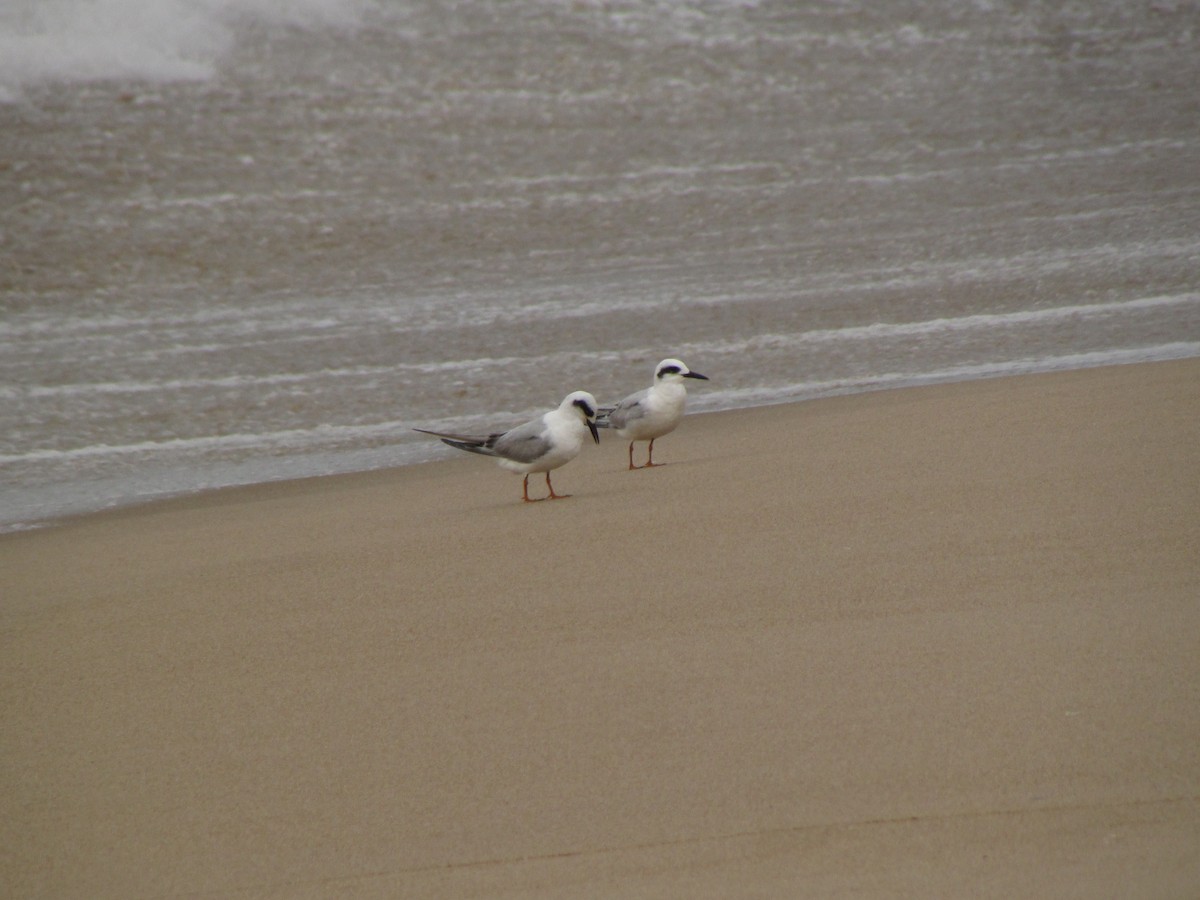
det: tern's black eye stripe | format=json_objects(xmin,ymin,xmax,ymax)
[
  {"xmin": 573, "ymin": 398, "xmax": 595, "ymax": 417},
  {"xmin": 657, "ymin": 365, "xmax": 682, "ymax": 377}
]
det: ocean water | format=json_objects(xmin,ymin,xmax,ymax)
[{"xmin": 2, "ymin": 0, "xmax": 1199, "ymax": 531}]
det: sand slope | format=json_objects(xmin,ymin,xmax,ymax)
[{"xmin": 3, "ymin": 360, "xmax": 1199, "ymax": 898}]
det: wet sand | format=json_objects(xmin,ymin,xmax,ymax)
[{"xmin": 3, "ymin": 359, "xmax": 1199, "ymax": 898}]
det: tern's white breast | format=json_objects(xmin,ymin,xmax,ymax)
[{"xmin": 618, "ymin": 381, "xmax": 687, "ymax": 441}]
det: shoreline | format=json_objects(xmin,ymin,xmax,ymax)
[
  {"xmin": 5, "ymin": 348, "xmax": 1198, "ymax": 536},
  {"xmin": 4, "ymin": 359, "xmax": 1198, "ymax": 897}
]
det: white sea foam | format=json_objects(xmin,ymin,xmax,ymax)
[
  {"xmin": 4, "ymin": 341, "xmax": 1196, "ymax": 472},
  {"xmin": 0, "ymin": 419, "xmax": 411, "ymax": 465},
  {"xmin": 0, "ymin": 0, "xmax": 371, "ymax": 98},
  {"xmin": 3, "ymin": 293, "xmax": 1193, "ymax": 403},
  {"xmin": 10, "ymin": 358, "xmax": 536, "ymax": 398},
  {"xmin": 0, "ymin": 404, "xmax": 555, "ymax": 469},
  {"xmin": 690, "ymin": 342, "xmax": 1200, "ymax": 413},
  {"xmin": 677, "ymin": 293, "xmax": 1200, "ymax": 358}
]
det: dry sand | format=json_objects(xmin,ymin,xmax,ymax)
[{"xmin": 3, "ymin": 359, "xmax": 1199, "ymax": 898}]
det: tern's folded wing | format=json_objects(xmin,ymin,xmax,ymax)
[
  {"xmin": 605, "ymin": 394, "xmax": 647, "ymax": 430},
  {"xmin": 491, "ymin": 420, "xmax": 553, "ymax": 464}
]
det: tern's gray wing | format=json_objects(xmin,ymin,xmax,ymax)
[
  {"xmin": 489, "ymin": 418, "xmax": 553, "ymax": 464},
  {"xmin": 414, "ymin": 427, "xmax": 508, "ymax": 457},
  {"xmin": 604, "ymin": 390, "xmax": 649, "ymax": 431}
]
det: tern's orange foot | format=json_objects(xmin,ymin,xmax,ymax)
[{"xmin": 542, "ymin": 473, "xmax": 571, "ymax": 500}]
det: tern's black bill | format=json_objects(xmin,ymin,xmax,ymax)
[
  {"xmin": 588, "ymin": 420, "xmax": 600, "ymax": 443},
  {"xmin": 684, "ymin": 371, "xmax": 709, "ymax": 380}
]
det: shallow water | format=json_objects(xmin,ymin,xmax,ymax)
[{"xmin": 2, "ymin": 0, "xmax": 1199, "ymax": 529}]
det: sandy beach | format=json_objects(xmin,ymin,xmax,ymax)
[{"xmin": 3, "ymin": 359, "xmax": 1198, "ymax": 898}]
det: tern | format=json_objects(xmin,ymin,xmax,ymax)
[
  {"xmin": 599, "ymin": 359, "xmax": 708, "ymax": 469},
  {"xmin": 416, "ymin": 391, "xmax": 601, "ymax": 502}
]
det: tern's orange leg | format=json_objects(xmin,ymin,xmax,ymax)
[
  {"xmin": 522, "ymin": 474, "xmax": 543, "ymax": 502},
  {"xmin": 546, "ymin": 471, "xmax": 571, "ymax": 500},
  {"xmin": 629, "ymin": 439, "xmax": 663, "ymax": 470}
]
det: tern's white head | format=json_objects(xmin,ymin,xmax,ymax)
[
  {"xmin": 561, "ymin": 390, "xmax": 601, "ymax": 443},
  {"xmin": 654, "ymin": 358, "xmax": 709, "ymax": 384}
]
